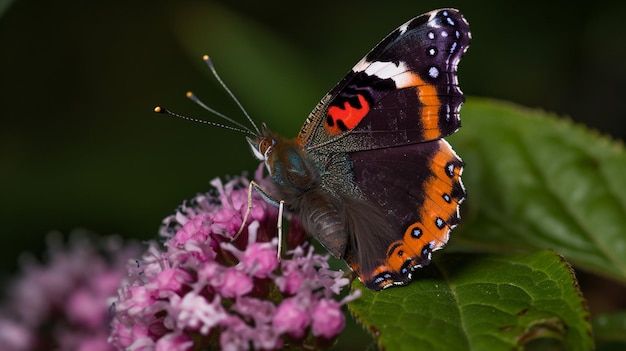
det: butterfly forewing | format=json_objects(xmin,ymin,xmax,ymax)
[{"xmin": 298, "ymin": 9, "xmax": 470, "ymax": 153}]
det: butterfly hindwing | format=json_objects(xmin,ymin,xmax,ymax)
[{"xmin": 349, "ymin": 139, "xmax": 465, "ymax": 289}]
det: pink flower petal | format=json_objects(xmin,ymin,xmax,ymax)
[
  {"xmin": 311, "ymin": 299, "xmax": 345, "ymax": 339},
  {"xmin": 272, "ymin": 297, "xmax": 311, "ymax": 339}
]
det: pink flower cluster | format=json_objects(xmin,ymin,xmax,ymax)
[
  {"xmin": 0, "ymin": 232, "xmax": 141, "ymax": 351},
  {"xmin": 109, "ymin": 171, "xmax": 359, "ymax": 350}
]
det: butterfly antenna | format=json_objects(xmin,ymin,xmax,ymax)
[
  {"xmin": 185, "ymin": 91, "xmax": 254, "ymax": 134},
  {"xmin": 202, "ymin": 55, "xmax": 261, "ymax": 135},
  {"xmin": 154, "ymin": 106, "xmax": 254, "ymax": 135}
]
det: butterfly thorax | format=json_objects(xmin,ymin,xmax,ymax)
[{"xmin": 248, "ymin": 126, "xmax": 320, "ymax": 195}]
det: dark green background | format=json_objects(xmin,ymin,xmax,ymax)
[{"xmin": 1, "ymin": 0, "xmax": 625, "ymax": 279}]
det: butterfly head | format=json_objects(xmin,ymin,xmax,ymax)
[{"xmin": 247, "ymin": 124, "xmax": 277, "ymax": 173}]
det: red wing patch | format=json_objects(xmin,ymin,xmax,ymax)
[{"xmin": 325, "ymin": 94, "xmax": 370, "ymax": 135}]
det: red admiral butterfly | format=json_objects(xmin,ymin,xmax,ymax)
[
  {"xmin": 159, "ymin": 8, "xmax": 470, "ymax": 290},
  {"xmin": 247, "ymin": 8, "xmax": 470, "ymax": 290}
]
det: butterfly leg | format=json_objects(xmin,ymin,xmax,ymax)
[
  {"xmin": 233, "ymin": 180, "xmax": 257, "ymax": 241},
  {"xmin": 276, "ymin": 199, "xmax": 284, "ymax": 260},
  {"xmin": 233, "ymin": 180, "xmax": 285, "ymax": 259}
]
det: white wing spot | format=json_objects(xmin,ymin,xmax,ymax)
[
  {"xmin": 353, "ymin": 59, "xmax": 420, "ymax": 88},
  {"xmin": 352, "ymin": 57, "xmax": 370, "ymax": 72},
  {"xmin": 358, "ymin": 60, "xmax": 407, "ymax": 78},
  {"xmin": 450, "ymin": 41, "xmax": 458, "ymax": 53},
  {"xmin": 428, "ymin": 66, "xmax": 439, "ymax": 79}
]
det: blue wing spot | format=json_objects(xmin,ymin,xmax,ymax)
[
  {"xmin": 435, "ymin": 217, "xmax": 445, "ymax": 229},
  {"xmin": 412, "ymin": 227, "xmax": 423, "ymax": 239},
  {"xmin": 445, "ymin": 162, "xmax": 456, "ymax": 178},
  {"xmin": 421, "ymin": 244, "xmax": 433, "ymax": 257}
]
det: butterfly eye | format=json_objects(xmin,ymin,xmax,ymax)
[{"xmin": 259, "ymin": 138, "xmax": 275, "ymax": 156}]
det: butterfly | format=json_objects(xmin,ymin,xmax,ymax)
[
  {"xmin": 246, "ymin": 8, "xmax": 470, "ymax": 290},
  {"xmin": 159, "ymin": 8, "xmax": 470, "ymax": 290}
]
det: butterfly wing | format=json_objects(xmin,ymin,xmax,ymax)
[
  {"xmin": 295, "ymin": 8, "xmax": 470, "ymax": 290},
  {"xmin": 298, "ymin": 8, "xmax": 470, "ymax": 152}
]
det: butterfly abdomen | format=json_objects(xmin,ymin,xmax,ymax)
[{"xmin": 297, "ymin": 189, "xmax": 349, "ymax": 259}]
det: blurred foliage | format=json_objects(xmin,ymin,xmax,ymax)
[{"xmin": 454, "ymin": 99, "xmax": 626, "ymax": 283}]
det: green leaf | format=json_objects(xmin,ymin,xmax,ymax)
[
  {"xmin": 448, "ymin": 98, "xmax": 626, "ymax": 283},
  {"xmin": 348, "ymin": 251, "xmax": 592, "ymax": 351}
]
